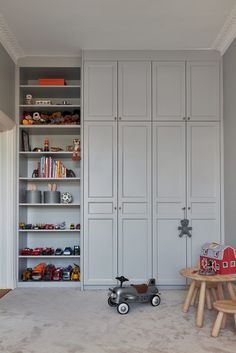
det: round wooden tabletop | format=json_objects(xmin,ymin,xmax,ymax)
[{"xmin": 180, "ymin": 267, "xmax": 236, "ymax": 282}]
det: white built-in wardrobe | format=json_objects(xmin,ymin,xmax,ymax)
[{"xmin": 83, "ymin": 51, "xmax": 221, "ymax": 287}]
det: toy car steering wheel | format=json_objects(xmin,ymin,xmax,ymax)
[{"xmin": 116, "ymin": 276, "xmax": 129, "ymax": 287}]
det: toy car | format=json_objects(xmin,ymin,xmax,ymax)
[
  {"xmin": 19, "ymin": 222, "xmax": 25, "ymax": 229},
  {"xmin": 55, "ymin": 248, "xmax": 63, "ymax": 256},
  {"xmin": 20, "ymin": 248, "xmax": 33, "ymax": 256},
  {"xmin": 70, "ymin": 223, "xmax": 75, "ymax": 230},
  {"xmin": 43, "ymin": 264, "xmax": 56, "ymax": 280},
  {"xmin": 55, "ymin": 222, "xmax": 66, "ymax": 230},
  {"xmin": 53, "ymin": 267, "xmax": 63, "ymax": 281},
  {"xmin": 31, "ymin": 263, "xmax": 47, "ymax": 280},
  {"xmin": 108, "ymin": 276, "xmax": 161, "ymax": 315},
  {"xmin": 22, "ymin": 268, "xmax": 32, "ymax": 281},
  {"xmin": 73, "ymin": 245, "xmax": 80, "ymax": 255},
  {"xmin": 31, "ymin": 247, "xmax": 43, "ymax": 256},
  {"xmin": 71, "ymin": 264, "xmax": 80, "ymax": 281},
  {"xmin": 76, "ymin": 223, "xmax": 80, "ymax": 230},
  {"xmin": 63, "ymin": 247, "xmax": 73, "ymax": 255},
  {"xmin": 25, "ymin": 224, "xmax": 33, "ymax": 229},
  {"xmin": 44, "ymin": 224, "xmax": 55, "ymax": 230},
  {"xmin": 62, "ymin": 265, "xmax": 73, "ymax": 280},
  {"xmin": 42, "ymin": 247, "xmax": 54, "ymax": 256}
]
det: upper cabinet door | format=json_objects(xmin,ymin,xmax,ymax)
[
  {"xmin": 118, "ymin": 61, "xmax": 151, "ymax": 121},
  {"xmin": 187, "ymin": 61, "xmax": 220, "ymax": 121},
  {"xmin": 152, "ymin": 62, "xmax": 185, "ymax": 121},
  {"xmin": 84, "ymin": 61, "xmax": 117, "ymax": 121}
]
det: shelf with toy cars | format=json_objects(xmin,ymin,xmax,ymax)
[{"xmin": 17, "ymin": 65, "xmax": 82, "ymax": 287}]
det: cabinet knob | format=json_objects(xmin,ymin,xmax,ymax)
[
  {"xmin": 182, "ymin": 207, "xmax": 186, "ymax": 210},
  {"xmin": 188, "ymin": 117, "xmax": 190, "ymax": 121},
  {"xmin": 114, "ymin": 117, "xmax": 117, "ymax": 120},
  {"xmin": 183, "ymin": 117, "xmax": 186, "ymax": 121},
  {"xmin": 119, "ymin": 206, "xmax": 122, "ymax": 210},
  {"xmin": 188, "ymin": 207, "xmax": 191, "ymax": 210},
  {"xmin": 119, "ymin": 117, "xmax": 122, "ymax": 120},
  {"xmin": 114, "ymin": 206, "xmax": 117, "ymax": 210}
]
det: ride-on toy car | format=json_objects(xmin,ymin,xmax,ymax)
[{"xmin": 108, "ymin": 276, "xmax": 161, "ymax": 315}]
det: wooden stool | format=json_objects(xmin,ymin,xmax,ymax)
[
  {"xmin": 211, "ymin": 300, "xmax": 236, "ymax": 337},
  {"xmin": 191, "ymin": 282, "xmax": 219, "ymax": 309}
]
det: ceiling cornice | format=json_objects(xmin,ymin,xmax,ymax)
[
  {"xmin": 212, "ymin": 3, "xmax": 236, "ymax": 55},
  {"xmin": 0, "ymin": 13, "xmax": 24, "ymax": 63}
]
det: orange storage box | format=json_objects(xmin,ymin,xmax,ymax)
[{"xmin": 38, "ymin": 78, "xmax": 65, "ymax": 86}]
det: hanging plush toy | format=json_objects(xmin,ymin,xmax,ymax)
[{"xmin": 72, "ymin": 139, "xmax": 81, "ymax": 161}]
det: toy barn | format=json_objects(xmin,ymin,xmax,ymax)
[{"xmin": 200, "ymin": 242, "xmax": 236, "ymax": 275}]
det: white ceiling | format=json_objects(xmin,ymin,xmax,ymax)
[{"xmin": 0, "ymin": 0, "xmax": 236, "ymax": 57}]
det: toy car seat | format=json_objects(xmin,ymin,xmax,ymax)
[{"xmin": 131, "ymin": 284, "xmax": 149, "ymax": 294}]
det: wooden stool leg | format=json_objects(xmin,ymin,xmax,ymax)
[
  {"xmin": 191, "ymin": 287, "xmax": 198, "ymax": 306},
  {"xmin": 217, "ymin": 283, "xmax": 224, "ymax": 300},
  {"xmin": 221, "ymin": 313, "xmax": 227, "ymax": 329},
  {"xmin": 212, "ymin": 311, "xmax": 224, "ymax": 337},
  {"xmin": 183, "ymin": 280, "xmax": 196, "ymax": 313},
  {"xmin": 196, "ymin": 281, "xmax": 206, "ymax": 328},
  {"xmin": 234, "ymin": 314, "xmax": 236, "ymax": 328},
  {"xmin": 211, "ymin": 288, "xmax": 217, "ymax": 302},
  {"xmin": 226, "ymin": 282, "xmax": 236, "ymax": 300},
  {"xmin": 206, "ymin": 288, "xmax": 212, "ymax": 310},
  {"xmin": 194, "ymin": 288, "xmax": 200, "ymax": 307}
]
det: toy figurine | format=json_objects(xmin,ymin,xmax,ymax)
[
  {"xmin": 25, "ymin": 94, "xmax": 33, "ymax": 105},
  {"xmin": 71, "ymin": 264, "xmax": 80, "ymax": 281},
  {"xmin": 44, "ymin": 137, "xmax": 49, "ymax": 151},
  {"xmin": 178, "ymin": 219, "xmax": 192, "ymax": 238},
  {"xmin": 72, "ymin": 139, "xmax": 81, "ymax": 161},
  {"xmin": 22, "ymin": 268, "xmax": 32, "ymax": 281},
  {"xmin": 108, "ymin": 276, "xmax": 161, "ymax": 314}
]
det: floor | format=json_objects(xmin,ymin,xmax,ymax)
[{"xmin": 0, "ymin": 289, "xmax": 235, "ymax": 353}]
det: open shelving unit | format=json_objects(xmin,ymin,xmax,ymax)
[{"xmin": 17, "ymin": 65, "xmax": 82, "ymax": 287}]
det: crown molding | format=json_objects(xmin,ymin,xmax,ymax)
[
  {"xmin": 0, "ymin": 13, "xmax": 24, "ymax": 63},
  {"xmin": 212, "ymin": 4, "xmax": 236, "ymax": 55}
]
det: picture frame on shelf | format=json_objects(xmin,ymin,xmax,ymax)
[{"xmin": 21, "ymin": 130, "xmax": 31, "ymax": 151}]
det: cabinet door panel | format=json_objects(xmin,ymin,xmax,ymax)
[
  {"xmin": 187, "ymin": 61, "xmax": 220, "ymax": 121},
  {"xmin": 187, "ymin": 122, "xmax": 221, "ymax": 267},
  {"xmin": 118, "ymin": 61, "xmax": 151, "ymax": 121},
  {"xmin": 153, "ymin": 122, "xmax": 186, "ymax": 284},
  {"xmin": 84, "ymin": 61, "xmax": 117, "ymax": 121},
  {"xmin": 152, "ymin": 62, "xmax": 185, "ymax": 121},
  {"xmin": 84, "ymin": 122, "xmax": 117, "ymax": 285},
  {"xmin": 118, "ymin": 122, "xmax": 152, "ymax": 281}
]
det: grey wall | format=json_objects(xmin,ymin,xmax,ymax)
[
  {"xmin": 223, "ymin": 38, "xmax": 236, "ymax": 249},
  {"xmin": 0, "ymin": 43, "xmax": 15, "ymax": 120}
]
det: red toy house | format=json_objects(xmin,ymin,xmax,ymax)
[{"xmin": 200, "ymin": 242, "xmax": 236, "ymax": 275}]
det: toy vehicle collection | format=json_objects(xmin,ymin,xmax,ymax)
[
  {"xmin": 108, "ymin": 276, "xmax": 161, "ymax": 314},
  {"xmin": 22, "ymin": 263, "xmax": 80, "ymax": 281},
  {"xmin": 19, "ymin": 222, "xmax": 79, "ymax": 230},
  {"xmin": 20, "ymin": 246, "xmax": 79, "ymax": 256}
]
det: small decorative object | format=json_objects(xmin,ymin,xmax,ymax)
[
  {"xmin": 22, "ymin": 113, "xmax": 33, "ymax": 125},
  {"xmin": 32, "ymin": 112, "xmax": 41, "ymax": 123},
  {"xmin": 44, "ymin": 137, "xmax": 49, "ymax": 151},
  {"xmin": 61, "ymin": 192, "xmax": 73, "ymax": 204},
  {"xmin": 66, "ymin": 169, "xmax": 76, "ymax": 178},
  {"xmin": 43, "ymin": 184, "xmax": 60, "ymax": 204},
  {"xmin": 22, "ymin": 268, "xmax": 32, "ymax": 281},
  {"xmin": 199, "ymin": 242, "xmax": 236, "ymax": 275},
  {"xmin": 108, "ymin": 276, "xmax": 161, "ymax": 315},
  {"xmin": 74, "ymin": 246, "xmax": 80, "ymax": 256},
  {"xmin": 21, "ymin": 130, "xmax": 31, "ymax": 151},
  {"xmin": 62, "ymin": 100, "xmax": 70, "ymax": 105},
  {"xmin": 38, "ymin": 78, "xmax": 65, "ymax": 86},
  {"xmin": 32, "ymin": 169, "xmax": 39, "ymax": 178},
  {"xmin": 35, "ymin": 100, "xmax": 52, "ymax": 105},
  {"xmin": 25, "ymin": 94, "xmax": 33, "ymax": 105},
  {"xmin": 72, "ymin": 138, "xmax": 81, "ymax": 161},
  {"xmin": 70, "ymin": 223, "xmax": 75, "ymax": 230},
  {"xmin": 33, "ymin": 147, "xmax": 43, "ymax": 152},
  {"xmin": 50, "ymin": 147, "xmax": 63, "ymax": 152},
  {"xmin": 66, "ymin": 145, "xmax": 74, "ymax": 152},
  {"xmin": 178, "ymin": 219, "xmax": 192, "ymax": 238}
]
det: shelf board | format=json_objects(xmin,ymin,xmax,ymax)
[
  {"xmin": 19, "ymin": 177, "xmax": 80, "ymax": 181},
  {"xmin": 20, "ymin": 85, "xmax": 81, "ymax": 88},
  {"xmin": 20, "ymin": 104, "xmax": 80, "ymax": 108},
  {"xmin": 19, "ymin": 151, "xmax": 76, "ymax": 158},
  {"xmin": 19, "ymin": 203, "xmax": 80, "ymax": 207},
  {"xmin": 19, "ymin": 229, "xmax": 80, "ymax": 232},
  {"xmin": 19, "ymin": 255, "xmax": 80, "ymax": 259},
  {"xmin": 17, "ymin": 281, "xmax": 81, "ymax": 288}
]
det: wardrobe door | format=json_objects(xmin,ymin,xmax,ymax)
[
  {"xmin": 118, "ymin": 61, "xmax": 151, "ymax": 121},
  {"xmin": 187, "ymin": 122, "xmax": 221, "ymax": 267},
  {"xmin": 152, "ymin": 62, "xmax": 185, "ymax": 121},
  {"xmin": 84, "ymin": 61, "xmax": 117, "ymax": 121},
  {"xmin": 84, "ymin": 122, "xmax": 118, "ymax": 285},
  {"xmin": 118, "ymin": 122, "xmax": 152, "ymax": 282},
  {"xmin": 187, "ymin": 61, "xmax": 220, "ymax": 121},
  {"xmin": 153, "ymin": 122, "xmax": 186, "ymax": 285}
]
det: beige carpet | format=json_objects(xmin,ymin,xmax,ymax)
[{"xmin": 0, "ymin": 288, "xmax": 235, "ymax": 353}]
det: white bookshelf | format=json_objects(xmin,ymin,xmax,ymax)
[{"xmin": 17, "ymin": 65, "xmax": 82, "ymax": 287}]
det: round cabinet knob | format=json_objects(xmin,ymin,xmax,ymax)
[
  {"xmin": 114, "ymin": 206, "xmax": 117, "ymax": 210},
  {"xmin": 188, "ymin": 117, "xmax": 190, "ymax": 121},
  {"xmin": 119, "ymin": 117, "xmax": 122, "ymax": 120},
  {"xmin": 114, "ymin": 117, "xmax": 117, "ymax": 120},
  {"xmin": 188, "ymin": 207, "xmax": 191, "ymax": 210},
  {"xmin": 183, "ymin": 117, "xmax": 186, "ymax": 121},
  {"xmin": 182, "ymin": 207, "xmax": 186, "ymax": 210},
  {"xmin": 119, "ymin": 206, "xmax": 122, "ymax": 210}
]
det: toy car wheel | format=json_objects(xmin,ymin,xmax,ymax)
[
  {"xmin": 151, "ymin": 295, "xmax": 161, "ymax": 307},
  {"xmin": 108, "ymin": 297, "xmax": 117, "ymax": 307},
  {"xmin": 117, "ymin": 302, "xmax": 129, "ymax": 315}
]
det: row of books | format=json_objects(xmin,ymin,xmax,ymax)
[{"xmin": 38, "ymin": 157, "xmax": 67, "ymax": 178}]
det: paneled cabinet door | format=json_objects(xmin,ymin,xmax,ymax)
[
  {"xmin": 118, "ymin": 61, "xmax": 151, "ymax": 121},
  {"xmin": 187, "ymin": 61, "xmax": 220, "ymax": 121},
  {"xmin": 186, "ymin": 122, "xmax": 221, "ymax": 267},
  {"xmin": 152, "ymin": 62, "xmax": 185, "ymax": 121},
  {"xmin": 83, "ymin": 122, "xmax": 118, "ymax": 285},
  {"xmin": 118, "ymin": 122, "xmax": 152, "ymax": 282},
  {"xmin": 153, "ymin": 122, "xmax": 186, "ymax": 285},
  {"xmin": 84, "ymin": 61, "xmax": 117, "ymax": 121}
]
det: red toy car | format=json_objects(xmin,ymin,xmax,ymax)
[
  {"xmin": 52, "ymin": 267, "xmax": 63, "ymax": 281},
  {"xmin": 43, "ymin": 264, "xmax": 56, "ymax": 280},
  {"xmin": 44, "ymin": 224, "xmax": 55, "ymax": 230},
  {"xmin": 32, "ymin": 263, "xmax": 47, "ymax": 280},
  {"xmin": 31, "ymin": 248, "xmax": 43, "ymax": 256},
  {"xmin": 42, "ymin": 247, "xmax": 54, "ymax": 255},
  {"xmin": 20, "ymin": 248, "xmax": 33, "ymax": 256}
]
